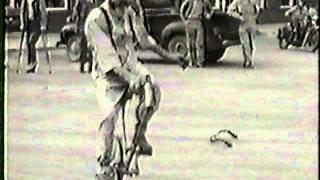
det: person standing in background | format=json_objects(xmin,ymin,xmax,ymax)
[
  {"xmin": 227, "ymin": 0, "xmax": 261, "ymax": 69},
  {"xmin": 20, "ymin": 0, "xmax": 48, "ymax": 73},
  {"xmin": 180, "ymin": 0, "xmax": 213, "ymax": 68},
  {"xmin": 69, "ymin": 0, "xmax": 97, "ymax": 73}
]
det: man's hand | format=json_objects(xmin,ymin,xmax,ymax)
[
  {"xmin": 206, "ymin": 13, "xmax": 211, "ymax": 19},
  {"xmin": 41, "ymin": 26, "xmax": 47, "ymax": 32},
  {"xmin": 20, "ymin": 24, "xmax": 25, "ymax": 31},
  {"xmin": 129, "ymin": 75, "xmax": 146, "ymax": 92},
  {"xmin": 66, "ymin": 16, "xmax": 72, "ymax": 23}
]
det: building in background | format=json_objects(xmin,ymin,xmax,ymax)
[
  {"xmin": 5, "ymin": 0, "xmax": 319, "ymax": 32},
  {"xmin": 211, "ymin": 0, "xmax": 318, "ymax": 23},
  {"xmin": 6, "ymin": 0, "xmax": 73, "ymax": 32}
]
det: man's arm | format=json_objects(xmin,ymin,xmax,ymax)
[
  {"xmin": 227, "ymin": 0, "xmax": 238, "ymax": 14},
  {"xmin": 252, "ymin": 0, "xmax": 261, "ymax": 14},
  {"xmin": 70, "ymin": 0, "xmax": 81, "ymax": 22},
  {"xmin": 136, "ymin": 0, "xmax": 145, "ymax": 22},
  {"xmin": 204, "ymin": 0, "xmax": 215, "ymax": 18},
  {"xmin": 285, "ymin": 6, "xmax": 297, "ymax": 17},
  {"xmin": 19, "ymin": 0, "xmax": 25, "ymax": 30},
  {"xmin": 227, "ymin": 0, "xmax": 241, "ymax": 19},
  {"xmin": 39, "ymin": 0, "xmax": 48, "ymax": 30},
  {"xmin": 180, "ymin": 0, "xmax": 190, "ymax": 20}
]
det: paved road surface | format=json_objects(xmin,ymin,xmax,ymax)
[{"xmin": 5, "ymin": 33, "xmax": 318, "ymax": 180}]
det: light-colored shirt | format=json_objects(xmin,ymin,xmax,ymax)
[
  {"xmin": 227, "ymin": 0, "xmax": 260, "ymax": 32},
  {"xmin": 85, "ymin": 1, "xmax": 150, "ymax": 80}
]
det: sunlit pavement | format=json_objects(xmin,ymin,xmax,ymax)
[{"xmin": 5, "ymin": 28, "xmax": 318, "ymax": 179}]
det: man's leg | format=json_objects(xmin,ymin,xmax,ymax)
[
  {"xmin": 185, "ymin": 21, "xmax": 195, "ymax": 66},
  {"xmin": 134, "ymin": 83, "xmax": 161, "ymax": 156},
  {"xmin": 195, "ymin": 20, "xmax": 206, "ymax": 67},
  {"xmin": 26, "ymin": 30, "xmax": 32, "ymax": 65},
  {"xmin": 95, "ymin": 77, "xmax": 127, "ymax": 178},
  {"xmin": 239, "ymin": 31, "xmax": 249, "ymax": 67},
  {"xmin": 246, "ymin": 30, "xmax": 256, "ymax": 68},
  {"xmin": 27, "ymin": 29, "xmax": 41, "ymax": 73},
  {"xmin": 80, "ymin": 35, "xmax": 88, "ymax": 73}
]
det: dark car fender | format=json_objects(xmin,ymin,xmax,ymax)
[
  {"xmin": 161, "ymin": 21, "xmax": 186, "ymax": 47},
  {"xmin": 59, "ymin": 23, "xmax": 79, "ymax": 44}
]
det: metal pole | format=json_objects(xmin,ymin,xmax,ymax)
[
  {"xmin": 16, "ymin": 29, "xmax": 25, "ymax": 74},
  {"xmin": 41, "ymin": 31, "xmax": 53, "ymax": 74}
]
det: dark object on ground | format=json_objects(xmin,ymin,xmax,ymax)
[{"xmin": 210, "ymin": 129, "xmax": 238, "ymax": 148}]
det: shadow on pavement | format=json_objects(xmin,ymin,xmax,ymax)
[
  {"xmin": 139, "ymin": 58, "xmax": 179, "ymax": 65},
  {"xmin": 205, "ymin": 60, "xmax": 243, "ymax": 69},
  {"xmin": 140, "ymin": 58, "xmax": 245, "ymax": 69}
]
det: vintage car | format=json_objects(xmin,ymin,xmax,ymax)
[
  {"xmin": 6, "ymin": 0, "xmax": 241, "ymax": 63},
  {"xmin": 57, "ymin": 0, "xmax": 241, "ymax": 63},
  {"xmin": 142, "ymin": 0, "xmax": 241, "ymax": 62}
]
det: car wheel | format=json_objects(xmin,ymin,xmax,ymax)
[
  {"xmin": 279, "ymin": 38, "xmax": 290, "ymax": 49},
  {"xmin": 206, "ymin": 49, "xmax": 226, "ymax": 63},
  {"xmin": 66, "ymin": 35, "xmax": 82, "ymax": 62},
  {"xmin": 167, "ymin": 35, "xmax": 188, "ymax": 58},
  {"xmin": 278, "ymin": 28, "xmax": 290, "ymax": 49}
]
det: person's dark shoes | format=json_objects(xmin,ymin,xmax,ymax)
[
  {"xmin": 137, "ymin": 135, "xmax": 153, "ymax": 156},
  {"xmin": 243, "ymin": 61, "xmax": 248, "ymax": 68},
  {"xmin": 80, "ymin": 63, "xmax": 85, "ymax": 73},
  {"xmin": 243, "ymin": 63, "xmax": 247, "ymax": 68},
  {"xmin": 26, "ymin": 63, "xmax": 39, "ymax": 73},
  {"xmin": 95, "ymin": 170, "xmax": 115, "ymax": 180},
  {"xmin": 196, "ymin": 61, "xmax": 205, "ymax": 68},
  {"xmin": 177, "ymin": 57, "xmax": 189, "ymax": 69},
  {"xmin": 96, "ymin": 165, "xmax": 115, "ymax": 180},
  {"xmin": 246, "ymin": 61, "xmax": 255, "ymax": 69}
]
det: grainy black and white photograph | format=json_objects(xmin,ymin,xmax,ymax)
[{"xmin": 2, "ymin": 0, "xmax": 319, "ymax": 179}]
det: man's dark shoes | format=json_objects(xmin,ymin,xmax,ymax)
[
  {"xmin": 137, "ymin": 135, "xmax": 153, "ymax": 156},
  {"xmin": 26, "ymin": 63, "xmax": 39, "ymax": 73},
  {"xmin": 196, "ymin": 61, "xmax": 205, "ymax": 68},
  {"xmin": 96, "ymin": 166, "xmax": 115, "ymax": 180}
]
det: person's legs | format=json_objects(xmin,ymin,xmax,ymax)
[
  {"xmin": 26, "ymin": 22, "xmax": 41, "ymax": 72},
  {"xmin": 239, "ymin": 31, "xmax": 249, "ymax": 67},
  {"xmin": 95, "ymin": 76, "xmax": 127, "ymax": 177},
  {"xmin": 247, "ymin": 30, "xmax": 256, "ymax": 68},
  {"xmin": 26, "ymin": 30, "xmax": 32, "ymax": 65},
  {"xmin": 195, "ymin": 20, "xmax": 205, "ymax": 67},
  {"xmin": 134, "ymin": 83, "xmax": 161, "ymax": 156},
  {"xmin": 185, "ymin": 21, "xmax": 195, "ymax": 66},
  {"xmin": 80, "ymin": 35, "xmax": 88, "ymax": 73}
]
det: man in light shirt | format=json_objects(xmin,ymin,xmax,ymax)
[
  {"xmin": 20, "ymin": 0, "xmax": 47, "ymax": 73},
  {"xmin": 180, "ymin": 0, "xmax": 213, "ymax": 67},
  {"xmin": 227, "ymin": 0, "xmax": 261, "ymax": 68},
  {"xmin": 84, "ymin": 0, "xmax": 166, "ymax": 178}
]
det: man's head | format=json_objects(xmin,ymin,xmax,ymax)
[
  {"xmin": 297, "ymin": 0, "xmax": 305, "ymax": 7},
  {"xmin": 110, "ymin": 0, "xmax": 136, "ymax": 7},
  {"xmin": 110, "ymin": 0, "xmax": 128, "ymax": 7}
]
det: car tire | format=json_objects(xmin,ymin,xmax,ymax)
[
  {"xmin": 167, "ymin": 35, "xmax": 226, "ymax": 63},
  {"xmin": 308, "ymin": 29, "xmax": 319, "ymax": 52},
  {"xmin": 278, "ymin": 28, "xmax": 290, "ymax": 49},
  {"xmin": 167, "ymin": 35, "xmax": 188, "ymax": 58},
  {"xmin": 66, "ymin": 35, "xmax": 82, "ymax": 62},
  {"xmin": 206, "ymin": 49, "xmax": 226, "ymax": 63}
]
